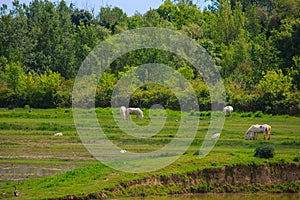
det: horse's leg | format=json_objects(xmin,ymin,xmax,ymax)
[{"xmin": 267, "ymin": 130, "xmax": 270, "ymax": 140}]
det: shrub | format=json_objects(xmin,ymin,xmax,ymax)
[
  {"xmin": 199, "ymin": 111, "xmax": 211, "ymax": 117},
  {"xmin": 24, "ymin": 104, "xmax": 30, "ymax": 109},
  {"xmin": 189, "ymin": 110, "xmax": 196, "ymax": 116},
  {"xmin": 240, "ymin": 112, "xmax": 252, "ymax": 118},
  {"xmin": 254, "ymin": 111, "xmax": 263, "ymax": 118},
  {"xmin": 254, "ymin": 145, "xmax": 275, "ymax": 158},
  {"xmin": 293, "ymin": 157, "xmax": 299, "ymax": 162}
]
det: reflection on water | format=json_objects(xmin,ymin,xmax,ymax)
[
  {"xmin": 0, "ymin": 163, "xmax": 77, "ymax": 181},
  {"xmin": 123, "ymin": 193, "xmax": 300, "ymax": 200}
]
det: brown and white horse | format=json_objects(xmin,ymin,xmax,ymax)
[{"xmin": 245, "ymin": 124, "xmax": 271, "ymax": 140}]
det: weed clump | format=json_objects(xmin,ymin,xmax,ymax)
[
  {"xmin": 240, "ymin": 112, "xmax": 252, "ymax": 118},
  {"xmin": 254, "ymin": 145, "xmax": 275, "ymax": 158},
  {"xmin": 24, "ymin": 105, "xmax": 30, "ymax": 109},
  {"xmin": 293, "ymin": 157, "xmax": 299, "ymax": 162},
  {"xmin": 254, "ymin": 111, "xmax": 263, "ymax": 118}
]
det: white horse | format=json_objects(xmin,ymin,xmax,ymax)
[
  {"xmin": 126, "ymin": 107, "xmax": 144, "ymax": 120},
  {"xmin": 54, "ymin": 132, "xmax": 63, "ymax": 136},
  {"xmin": 245, "ymin": 124, "xmax": 271, "ymax": 140},
  {"xmin": 223, "ymin": 106, "xmax": 233, "ymax": 117},
  {"xmin": 212, "ymin": 133, "xmax": 220, "ymax": 139},
  {"xmin": 120, "ymin": 106, "xmax": 127, "ymax": 120},
  {"xmin": 120, "ymin": 149, "xmax": 127, "ymax": 154}
]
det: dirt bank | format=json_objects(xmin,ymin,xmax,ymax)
[{"xmin": 55, "ymin": 163, "xmax": 300, "ymax": 200}]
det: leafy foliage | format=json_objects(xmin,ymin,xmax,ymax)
[
  {"xmin": 0, "ymin": 0, "xmax": 299, "ymax": 114},
  {"xmin": 254, "ymin": 145, "xmax": 275, "ymax": 159}
]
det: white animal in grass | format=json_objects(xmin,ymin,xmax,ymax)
[
  {"xmin": 126, "ymin": 107, "xmax": 144, "ymax": 120},
  {"xmin": 54, "ymin": 132, "xmax": 63, "ymax": 136},
  {"xmin": 120, "ymin": 106, "xmax": 127, "ymax": 120},
  {"xmin": 245, "ymin": 124, "xmax": 271, "ymax": 140},
  {"xmin": 212, "ymin": 133, "xmax": 220, "ymax": 139},
  {"xmin": 223, "ymin": 106, "xmax": 233, "ymax": 117},
  {"xmin": 120, "ymin": 149, "xmax": 127, "ymax": 154}
]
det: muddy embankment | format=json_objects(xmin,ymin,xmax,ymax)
[{"xmin": 57, "ymin": 163, "xmax": 300, "ymax": 200}]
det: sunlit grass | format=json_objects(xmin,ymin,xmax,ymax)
[{"xmin": 0, "ymin": 108, "xmax": 299, "ymax": 199}]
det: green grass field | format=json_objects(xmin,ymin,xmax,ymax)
[{"xmin": 0, "ymin": 108, "xmax": 299, "ymax": 199}]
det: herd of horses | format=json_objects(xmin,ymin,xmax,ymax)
[{"xmin": 120, "ymin": 105, "xmax": 271, "ymax": 141}]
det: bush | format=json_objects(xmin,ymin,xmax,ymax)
[
  {"xmin": 24, "ymin": 104, "xmax": 30, "ymax": 109},
  {"xmin": 200, "ymin": 111, "xmax": 211, "ymax": 117},
  {"xmin": 254, "ymin": 111, "xmax": 263, "ymax": 118},
  {"xmin": 254, "ymin": 145, "xmax": 275, "ymax": 158},
  {"xmin": 240, "ymin": 112, "xmax": 252, "ymax": 118},
  {"xmin": 293, "ymin": 157, "xmax": 299, "ymax": 162}
]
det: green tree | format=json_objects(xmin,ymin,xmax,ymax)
[
  {"xmin": 24, "ymin": 0, "xmax": 76, "ymax": 78},
  {"xmin": 96, "ymin": 72, "xmax": 117, "ymax": 107},
  {"xmin": 98, "ymin": 6, "xmax": 127, "ymax": 34},
  {"xmin": 214, "ymin": 0, "xmax": 234, "ymax": 44},
  {"xmin": 257, "ymin": 70, "xmax": 296, "ymax": 113},
  {"xmin": 177, "ymin": 65, "xmax": 194, "ymax": 80},
  {"xmin": 0, "ymin": 62, "xmax": 26, "ymax": 106},
  {"xmin": 214, "ymin": 0, "xmax": 245, "ymax": 45},
  {"xmin": 244, "ymin": 4, "xmax": 264, "ymax": 39},
  {"xmin": 0, "ymin": 1, "xmax": 29, "ymax": 63},
  {"xmin": 157, "ymin": 0, "xmax": 202, "ymax": 29},
  {"xmin": 73, "ymin": 23, "xmax": 103, "ymax": 69},
  {"xmin": 25, "ymin": 71, "xmax": 64, "ymax": 108},
  {"xmin": 271, "ymin": 18, "xmax": 300, "ymax": 71},
  {"xmin": 71, "ymin": 8, "xmax": 94, "ymax": 27}
]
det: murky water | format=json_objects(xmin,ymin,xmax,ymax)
[
  {"xmin": 0, "ymin": 163, "xmax": 79, "ymax": 181},
  {"xmin": 122, "ymin": 193, "xmax": 300, "ymax": 200}
]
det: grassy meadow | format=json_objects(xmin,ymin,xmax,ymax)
[{"xmin": 0, "ymin": 107, "xmax": 299, "ymax": 199}]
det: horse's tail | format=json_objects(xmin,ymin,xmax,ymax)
[
  {"xmin": 267, "ymin": 125, "xmax": 271, "ymax": 134},
  {"xmin": 266, "ymin": 125, "xmax": 271, "ymax": 140}
]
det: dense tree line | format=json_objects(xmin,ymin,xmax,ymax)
[{"xmin": 0, "ymin": 0, "xmax": 299, "ymax": 114}]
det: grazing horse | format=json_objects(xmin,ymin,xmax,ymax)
[
  {"xmin": 223, "ymin": 106, "xmax": 233, "ymax": 117},
  {"xmin": 245, "ymin": 124, "xmax": 271, "ymax": 140},
  {"xmin": 54, "ymin": 132, "xmax": 63, "ymax": 136},
  {"xmin": 120, "ymin": 106, "xmax": 127, "ymax": 120},
  {"xmin": 126, "ymin": 107, "xmax": 144, "ymax": 120}
]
